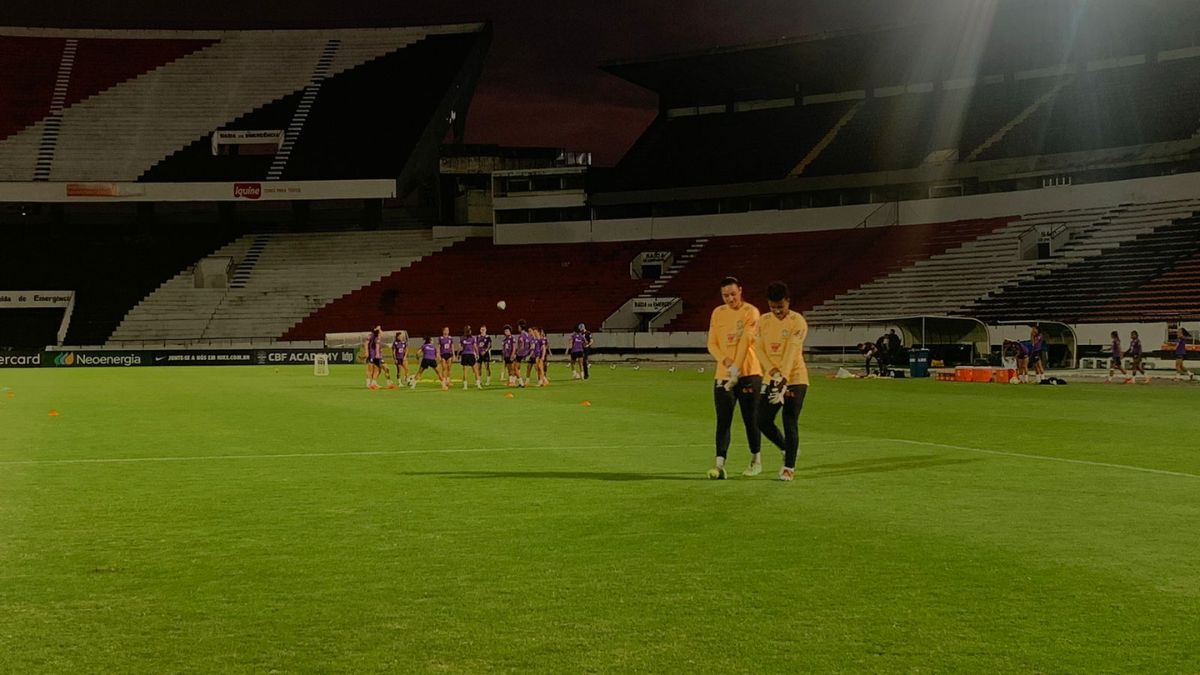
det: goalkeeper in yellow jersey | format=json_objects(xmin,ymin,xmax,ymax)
[
  {"xmin": 706, "ymin": 276, "xmax": 763, "ymax": 479},
  {"xmin": 753, "ymin": 282, "xmax": 809, "ymax": 482}
]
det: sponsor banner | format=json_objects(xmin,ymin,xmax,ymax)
[
  {"xmin": 254, "ymin": 349, "xmax": 358, "ymax": 365},
  {"xmin": 0, "ymin": 350, "xmax": 44, "ymax": 368},
  {"xmin": 148, "ymin": 349, "xmax": 356, "ymax": 366},
  {"xmin": 212, "ymin": 129, "xmax": 284, "ymax": 155},
  {"xmin": 3, "ymin": 348, "xmax": 358, "ymax": 368},
  {"xmin": 65, "ymin": 183, "xmax": 146, "ymax": 198},
  {"xmin": 632, "ymin": 297, "xmax": 679, "ymax": 313},
  {"xmin": 46, "ymin": 350, "xmax": 147, "ymax": 368},
  {"xmin": 150, "ymin": 350, "xmax": 255, "ymax": 366},
  {"xmin": 0, "ymin": 291, "xmax": 74, "ymax": 308}
]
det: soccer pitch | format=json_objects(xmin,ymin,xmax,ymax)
[{"xmin": 2, "ymin": 365, "xmax": 1198, "ymax": 673}]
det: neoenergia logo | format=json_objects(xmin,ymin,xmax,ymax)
[{"xmin": 51, "ymin": 352, "xmax": 142, "ymax": 367}]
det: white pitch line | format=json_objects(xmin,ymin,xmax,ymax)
[
  {"xmin": 0, "ymin": 443, "xmax": 708, "ymax": 466},
  {"xmin": 0, "ymin": 439, "xmax": 862, "ymax": 467},
  {"xmin": 879, "ymin": 437, "xmax": 1200, "ymax": 480}
]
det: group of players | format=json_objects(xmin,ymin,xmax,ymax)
[
  {"xmin": 1104, "ymin": 329, "xmax": 1195, "ymax": 383},
  {"xmin": 362, "ymin": 321, "xmax": 594, "ymax": 391},
  {"xmin": 705, "ymin": 276, "xmax": 810, "ymax": 483}
]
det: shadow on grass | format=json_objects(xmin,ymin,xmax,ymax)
[
  {"xmin": 802, "ymin": 454, "xmax": 982, "ymax": 479},
  {"xmin": 405, "ymin": 470, "xmax": 697, "ymax": 482}
]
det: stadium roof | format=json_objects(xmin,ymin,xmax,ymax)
[{"xmin": 602, "ymin": 0, "xmax": 1195, "ymax": 107}]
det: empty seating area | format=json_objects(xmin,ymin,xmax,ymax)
[
  {"xmin": 0, "ymin": 35, "xmax": 63, "ymax": 142},
  {"xmin": 968, "ymin": 204, "xmax": 1200, "ymax": 322},
  {"xmin": 802, "ymin": 92, "xmax": 952, "ymax": 176},
  {"xmin": 975, "ymin": 61, "xmax": 1200, "ymax": 161},
  {"xmin": 615, "ymin": 101, "xmax": 854, "ymax": 189},
  {"xmin": 651, "ymin": 219, "xmax": 1008, "ymax": 332},
  {"xmin": 0, "ymin": 26, "xmax": 484, "ymax": 182},
  {"xmin": 611, "ymin": 56, "xmax": 1200, "ymax": 188},
  {"xmin": 284, "ymin": 238, "xmax": 697, "ymax": 340},
  {"xmin": 0, "ymin": 226, "xmax": 237, "ymax": 346},
  {"xmin": 1103, "ymin": 248, "xmax": 1200, "ymax": 319},
  {"xmin": 109, "ymin": 229, "xmax": 456, "ymax": 345},
  {"xmin": 806, "ymin": 210, "xmax": 1107, "ymax": 321}
]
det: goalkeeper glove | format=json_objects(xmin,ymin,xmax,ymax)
[
  {"xmin": 727, "ymin": 364, "xmax": 740, "ymax": 382},
  {"xmin": 767, "ymin": 373, "xmax": 788, "ymax": 405}
]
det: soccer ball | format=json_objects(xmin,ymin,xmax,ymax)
[{"xmin": 496, "ymin": 300, "xmax": 507, "ymax": 310}]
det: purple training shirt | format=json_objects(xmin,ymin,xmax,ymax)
[{"xmin": 460, "ymin": 335, "xmax": 478, "ymax": 356}]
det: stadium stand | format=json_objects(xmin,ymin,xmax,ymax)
[
  {"xmin": 973, "ymin": 60, "xmax": 1200, "ymax": 161},
  {"xmin": 650, "ymin": 218, "xmax": 1009, "ymax": 331},
  {"xmin": 0, "ymin": 25, "xmax": 488, "ymax": 182},
  {"xmin": 616, "ymin": 100, "xmax": 857, "ymax": 188},
  {"xmin": 1104, "ymin": 247, "xmax": 1200, "ymax": 320},
  {"xmin": 283, "ymin": 238, "xmax": 699, "ymax": 340},
  {"xmin": 805, "ymin": 200, "xmax": 1200, "ymax": 322},
  {"xmin": 604, "ymin": 9, "xmax": 1200, "ymax": 188},
  {"xmin": 0, "ymin": 226, "xmax": 237, "ymax": 345},
  {"xmin": 966, "ymin": 202, "xmax": 1200, "ymax": 322},
  {"xmin": 108, "ymin": 229, "xmax": 460, "ymax": 345}
]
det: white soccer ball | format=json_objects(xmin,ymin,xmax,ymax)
[
  {"xmin": 496, "ymin": 300, "xmax": 507, "ymax": 310},
  {"xmin": 697, "ymin": 367, "xmax": 705, "ymax": 373}
]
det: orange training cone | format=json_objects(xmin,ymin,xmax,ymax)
[
  {"xmin": 580, "ymin": 400, "xmax": 592, "ymax": 407},
  {"xmin": 504, "ymin": 392, "xmax": 515, "ymax": 399},
  {"xmin": 48, "ymin": 409, "xmax": 60, "ymax": 417}
]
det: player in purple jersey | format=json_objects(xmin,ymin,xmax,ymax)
[
  {"xmin": 502, "ymin": 324, "xmax": 518, "ymax": 386},
  {"xmin": 535, "ymin": 324, "xmax": 552, "ymax": 384},
  {"xmin": 437, "ymin": 326, "xmax": 455, "ymax": 390},
  {"xmin": 392, "ymin": 331, "xmax": 410, "ymax": 387},
  {"xmin": 1106, "ymin": 330, "xmax": 1128, "ymax": 383},
  {"xmin": 1003, "ymin": 339, "xmax": 1030, "ymax": 383},
  {"xmin": 1028, "ymin": 326, "xmax": 1046, "ymax": 383},
  {"xmin": 459, "ymin": 325, "xmax": 482, "ymax": 390},
  {"xmin": 515, "ymin": 320, "xmax": 532, "ymax": 387},
  {"xmin": 1126, "ymin": 330, "xmax": 1149, "ymax": 384},
  {"xmin": 1175, "ymin": 328, "xmax": 1194, "ymax": 380},
  {"xmin": 477, "ymin": 325, "xmax": 494, "ymax": 387},
  {"xmin": 364, "ymin": 325, "xmax": 387, "ymax": 389},
  {"xmin": 411, "ymin": 337, "xmax": 440, "ymax": 389},
  {"xmin": 569, "ymin": 323, "xmax": 593, "ymax": 380}
]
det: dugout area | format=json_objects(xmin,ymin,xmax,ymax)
[{"xmin": 830, "ymin": 316, "xmax": 991, "ymax": 368}]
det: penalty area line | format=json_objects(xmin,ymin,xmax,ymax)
[{"xmin": 878, "ymin": 437, "xmax": 1200, "ymax": 480}]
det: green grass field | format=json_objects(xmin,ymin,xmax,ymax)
[{"xmin": 2, "ymin": 364, "xmax": 1198, "ymax": 673}]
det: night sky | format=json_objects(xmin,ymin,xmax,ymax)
[{"xmin": 2, "ymin": 1, "xmax": 959, "ymax": 165}]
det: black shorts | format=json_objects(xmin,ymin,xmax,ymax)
[
  {"xmin": 503, "ymin": 356, "xmax": 514, "ymax": 365},
  {"xmin": 368, "ymin": 357, "xmax": 383, "ymax": 367},
  {"xmin": 420, "ymin": 358, "xmax": 437, "ymax": 370},
  {"xmin": 461, "ymin": 354, "xmax": 477, "ymax": 367},
  {"xmin": 528, "ymin": 356, "xmax": 538, "ymax": 365},
  {"xmin": 1110, "ymin": 357, "xmax": 1122, "ymax": 367},
  {"xmin": 570, "ymin": 351, "xmax": 584, "ymax": 360},
  {"xmin": 479, "ymin": 352, "xmax": 491, "ymax": 363},
  {"xmin": 440, "ymin": 353, "xmax": 453, "ymax": 362}
]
